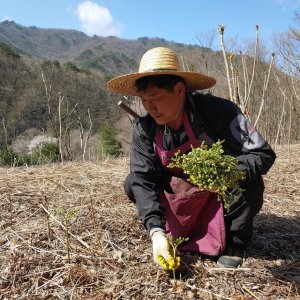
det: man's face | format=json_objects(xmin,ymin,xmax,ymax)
[{"xmin": 137, "ymin": 82, "xmax": 185, "ymax": 130}]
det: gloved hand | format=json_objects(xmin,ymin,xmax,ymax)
[{"xmin": 151, "ymin": 231, "xmax": 180, "ymax": 270}]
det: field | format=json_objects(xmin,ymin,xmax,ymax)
[{"xmin": 0, "ymin": 145, "xmax": 299, "ymax": 300}]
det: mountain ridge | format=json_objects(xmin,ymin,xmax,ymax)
[
  {"xmin": 0, "ymin": 20, "xmax": 298, "ymax": 152},
  {"xmin": 0, "ymin": 21, "xmax": 195, "ymax": 66}
]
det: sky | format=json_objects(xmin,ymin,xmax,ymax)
[{"xmin": 0, "ymin": 0, "xmax": 299, "ymax": 48}]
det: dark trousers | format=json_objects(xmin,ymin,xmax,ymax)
[
  {"xmin": 124, "ymin": 174, "xmax": 264, "ymax": 249},
  {"xmin": 224, "ymin": 177, "xmax": 264, "ymax": 248}
]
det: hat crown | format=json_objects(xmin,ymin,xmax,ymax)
[{"xmin": 138, "ymin": 47, "xmax": 182, "ymax": 73}]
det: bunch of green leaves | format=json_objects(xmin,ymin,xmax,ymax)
[{"xmin": 168, "ymin": 140, "xmax": 245, "ymax": 210}]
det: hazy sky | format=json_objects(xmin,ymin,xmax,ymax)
[{"xmin": 0, "ymin": 0, "xmax": 298, "ymax": 47}]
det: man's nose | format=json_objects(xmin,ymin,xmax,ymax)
[{"xmin": 148, "ymin": 102, "xmax": 157, "ymax": 113}]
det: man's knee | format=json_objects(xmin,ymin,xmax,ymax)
[
  {"xmin": 225, "ymin": 177, "xmax": 265, "ymax": 247},
  {"xmin": 244, "ymin": 177, "xmax": 265, "ymax": 215},
  {"xmin": 124, "ymin": 174, "xmax": 135, "ymax": 202}
]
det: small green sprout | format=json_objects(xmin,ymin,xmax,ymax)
[
  {"xmin": 56, "ymin": 207, "xmax": 79, "ymax": 263},
  {"xmin": 168, "ymin": 236, "xmax": 189, "ymax": 288}
]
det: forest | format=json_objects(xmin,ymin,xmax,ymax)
[{"xmin": 0, "ymin": 19, "xmax": 299, "ymax": 164}]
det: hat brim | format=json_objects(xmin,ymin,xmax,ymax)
[{"xmin": 107, "ymin": 70, "xmax": 216, "ymax": 96}]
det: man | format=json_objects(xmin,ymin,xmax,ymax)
[{"xmin": 107, "ymin": 47, "xmax": 276, "ymax": 269}]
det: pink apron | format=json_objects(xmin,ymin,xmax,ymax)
[{"xmin": 155, "ymin": 113, "xmax": 226, "ymax": 256}]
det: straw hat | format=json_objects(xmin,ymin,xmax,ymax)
[{"xmin": 107, "ymin": 47, "xmax": 216, "ymax": 96}]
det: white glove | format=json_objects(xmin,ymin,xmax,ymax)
[{"xmin": 151, "ymin": 231, "xmax": 180, "ymax": 270}]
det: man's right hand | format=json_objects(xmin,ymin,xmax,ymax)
[{"xmin": 151, "ymin": 231, "xmax": 180, "ymax": 270}]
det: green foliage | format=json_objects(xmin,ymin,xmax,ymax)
[
  {"xmin": 0, "ymin": 142, "xmax": 59, "ymax": 166},
  {"xmin": 52, "ymin": 60, "xmax": 60, "ymax": 68},
  {"xmin": 168, "ymin": 236, "xmax": 189, "ymax": 285},
  {"xmin": 56, "ymin": 207, "xmax": 79, "ymax": 263},
  {"xmin": 35, "ymin": 142, "xmax": 60, "ymax": 163},
  {"xmin": 80, "ymin": 68, "xmax": 91, "ymax": 75},
  {"xmin": 63, "ymin": 61, "xmax": 80, "ymax": 72},
  {"xmin": 77, "ymin": 49, "xmax": 94, "ymax": 61},
  {"xmin": 81, "ymin": 51, "xmax": 137, "ymax": 72},
  {"xmin": 40, "ymin": 60, "xmax": 60, "ymax": 69},
  {"xmin": 168, "ymin": 140, "xmax": 245, "ymax": 210},
  {"xmin": 99, "ymin": 123, "xmax": 122, "ymax": 157},
  {"xmin": 0, "ymin": 146, "xmax": 35, "ymax": 166},
  {"xmin": 81, "ymin": 57, "xmax": 105, "ymax": 71},
  {"xmin": 63, "ymin": 61, "xmax": 91, "ymax": 75},
  {"xmin": 0, "ymin": 42, "xmax": 20, "ymax": 58},
  {"xmin": 57, "ymin": 207, "xmax": 79, "ymax": 222},
  {"xmin": 17, "ymin": 153, "xmax": 38, "ymax": 166},
  {"xmin": 0, "ymin": 146, "xmax": 16, "ymax": 166},
  {"xmin": 168, "ymin": 236, "xmax": 189, "ymax": 250}
]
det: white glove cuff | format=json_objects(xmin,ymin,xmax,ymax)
[{"xmin": 149, "ymin": 228, "xmax": 165, "ymax": 239}]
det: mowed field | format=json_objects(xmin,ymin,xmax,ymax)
[{"xmin": 0, "ymin": 145, "xmax": 299, "ymax": 300}]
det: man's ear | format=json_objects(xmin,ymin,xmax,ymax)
[{"xmin": 174, "ymin": 81, "xmax": 186, "ymax": 95}]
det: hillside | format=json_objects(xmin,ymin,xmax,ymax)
[
  {"xmin": 0, "ymin": 20, "xmax": 202, "ymax": 77},
  {"xmin": 0, "ymin": 48, "xmax": 123, "ymax": 149},
  {"xmin": 0, "ymin": 20, "xmax": 299, "ymax": 157},
  {"xmin": 0, "ymin": 144, "xmax": 299, "ymax": 299},
  {"xmin": 0, "ymin": 21, "xmax": 222, "ymax": 155}
]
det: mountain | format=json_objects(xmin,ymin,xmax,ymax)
[
  {"xmin": 0, "ymin": 21, "xmax": 203, "ymax": 77},
  {"xmin": 0, "ymin": 21, "xmax": 223, "ymax": 152},
  {"xmin": 0, "ymin": 21, "xmax": 298, "ymax": 154}
]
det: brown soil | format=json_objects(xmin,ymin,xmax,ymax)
[{"xmin": 0, "ymin": 145, "xmax": 299, "ymax": 299}]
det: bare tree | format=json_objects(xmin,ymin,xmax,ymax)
[
  {"xmin": 75, "ymin": 108, "xmax": 93, "ymax": 161},
  {"xmin": 42, "ymin": 70, "xmax": 78, "ymax": 161},
  {"xmin": 218, "ymin": 25, "xmax": 234, "ymax": 101},
  {"xmin": 274, "ymin": 12, "xmax": 300, "ymax": 77},
  {"xmin": 254, "ymin": 53, "xmax": 276, "ymax": 127},
  {"xmin": 272, "ymin": 11, "xmax": 300, "ymax": 144},
  {"xmin": 193, "ymin": 29, "xmax": 217, "ymax": 75}
]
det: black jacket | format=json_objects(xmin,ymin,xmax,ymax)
[{"xmin": 127, "ymin": 92, "xmax": 276, "ymax": 232}]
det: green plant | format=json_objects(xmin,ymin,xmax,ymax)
[
  {"xmin": 0, "ymin": 42, "xmax": 20, "ymax": 58},
  {"xmin": 168, "ymin": 140, "xmax": 245, "ymax": 210},
  {"xmin": 63, "ymin": 61, "xmax": 80, "ymax": 72},
  {"xmin": 56, "ymin": 207, "xmax": 79, "ymax": 263},
  {"xmin": 99, "ymin": 123, "xmax": 123, "ymax": 157},
  {"xmin": 0, "ymin": 146, "xmax": 16, "ymax": 166},
  {"xmin": 168, "ymin": 236, "xmax": 189, "ymax": 288},
  {"xmin": 0, "ymin": 147, "xmax": 39, "ymax": 167},
  {"xmin": 35, "ymin": 142, "xmax": 60, "ymax": 163},
  {"xmin": 40, "ymin": 60, "xmax": 60, "ymax": 69},
  {"xmin": 18, "ymin": 153, "xmax": 38, "ymax": 166}
]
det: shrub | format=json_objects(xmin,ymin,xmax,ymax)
[
  {"xmin": 18, "ymin": 153, "xmax": 38, "ymax": 166},
  {"xmin": 40, "ymin": 60, "xmax": 60, "ymax": 69},
  {"xmin": 0, "ymin": 146, "xmax": 16, "ymax": 166},
  {"xmin": 0, "ymin": 142, "xmax": 59, "ymax": 166},
  {"xmin": 0, "ymin": 42, "xmax": 20, "ymax": 58},
  {"xmin": 34, "ymin": 142, "xmax": 60, "ymax": 163},
  {"xmin": 99, "ymin": 123, "xmax": 122, "ymax": 157},
  {"xmin": 63, "ymin": 61, "xmax": 80, "ymax": 72}
]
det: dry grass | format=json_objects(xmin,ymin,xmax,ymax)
[{"xmin": 0, "ymin": 145, "xmax": 299, "ymax": 300}]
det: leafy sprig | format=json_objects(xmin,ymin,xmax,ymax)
[
  {"xmin": 168, "ymin": 140, "xmax": 245, "ymax": 210},
  {"xmin": 168, "ymin": 236, "xmax": 189, "ymax": 287},
  {"xmin": 56, "ymin": 207, "xmax": 79, "ymax": 263}
]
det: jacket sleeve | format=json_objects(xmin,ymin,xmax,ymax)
[
  {"xmin": 227, "ymin": 112, "xmax": 276, "ymax": 186},
  {"xmin": 199, "ymin": 94, "xmax": 276, "ymax": 186},
  {"xmin": 128, "ymin": 117, "xmax": 166, "ymax": 232}
]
